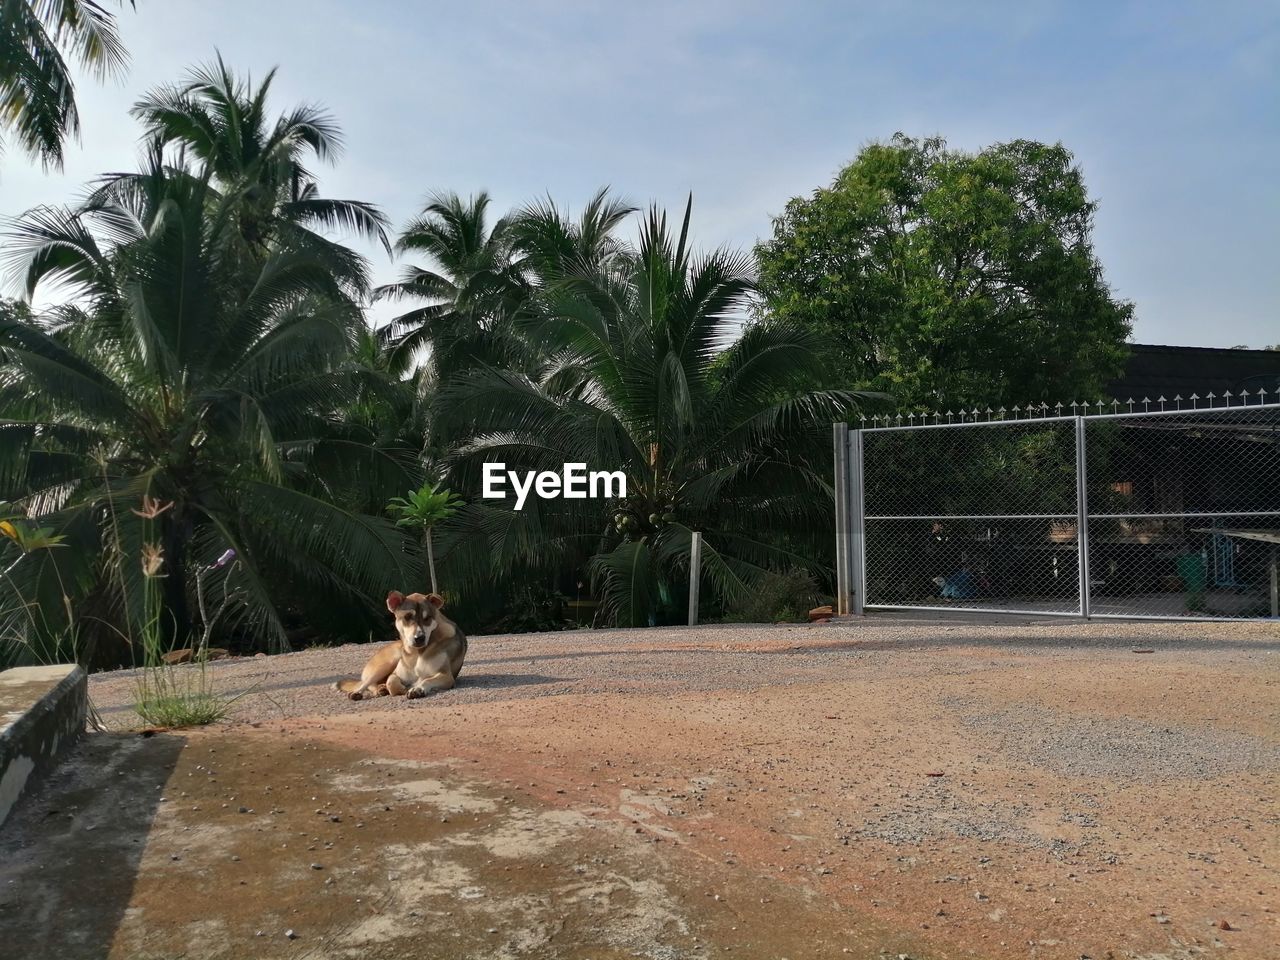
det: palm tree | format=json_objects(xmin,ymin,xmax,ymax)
[
  {"xmin": 113, "ymin": 55, "xmax": 390, "ymax": 295},
  {"xmin": 388, "ymin": 482, "xmax": 462, "ymax": 595},
  {"xmin": 439, "ymin": 199, "xmax": 867, "ymax": 625},
  {"xmin": 0, "ymin": 0, "xmax": 131, "ymax": 169},
  {"xmin": 0, "ymin": 155, "xmax": 416, "ymax": 661},
  {"xmin": 375, "ymin": 187, "xmax": 635, "ymax": 380},
  {"xmin": 508, "ymin": 187, "xmax": 636, "ymax": 289},
  {"xmin": 374, "ymin": 191, "xmax": 529, "ymax": 377}
]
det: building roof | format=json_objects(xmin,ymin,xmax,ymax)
[{"xmin": 1107, "ymin": 343, "xmax": 1280, "ymax": 401}]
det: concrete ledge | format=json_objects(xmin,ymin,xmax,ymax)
[{"xmin": 0, "ymin": 665, "xmax": 88, "ymax": 828}]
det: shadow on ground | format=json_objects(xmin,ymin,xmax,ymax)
[
  {"xmin": 0, "ymin": 729, "xmax": 927, "ymax": 960},
  {"xmin": 0, "ymin": 731, "xmax": 185, "ymax": 960}
]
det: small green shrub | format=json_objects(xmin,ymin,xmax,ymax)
[
  {"xmin": 719, "ymin": 569, "xmax": 824, "ymax": 624},
  {"xmin": 489, "ymin": 585, "xmax": 576, "ymax": 634},
  {"xmin": 132, "ymin": 663, "xmax": 238, "ymax": 728}
]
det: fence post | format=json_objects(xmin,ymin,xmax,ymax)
[
  {"xmin": 850, "ymin": 426, "xmax": 866, "ymax": 617},
  {"xmin": 833, "ymin": 423, "xmax": 850, "ymax": 615},
  {"xmin": 1075, "ymin": 417, "xmax": 1092, "ymax": 619},
  {"xmin": 1270, "ymin": 545, "xmax": 1278, "ymax": 619},
  {"xmin": 688, "ymin": 532, "xmax": 702, "ymax": 626}
]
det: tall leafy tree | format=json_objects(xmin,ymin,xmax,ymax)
[
  {"xmin": 0, "ymin": 155, "xmax": 415, "ymax": 661},
  {"xmin": 440, "ymin": 200, "xmax": 865, "ymax": 625},
  {"xmin": 508, "ymin": 187, "xmax": 636, "ymax": 292},
  {"xmin": 374, "ymin": 191, "xmax": 528, "ymax": 377},
  {"xmin": 0, "ymin": 0, "xmax": 131, "ymax": 169},
  {"xmin": 376, "ymin": 187, "xmax": 635, "ymax": 379},
  {"xmin": 113, "ymin": 56, "xmax": 390, "ymax": 294},
  {"xmin": 756, "ymin": 134, "xmax": 1133, "ymax": 409}
]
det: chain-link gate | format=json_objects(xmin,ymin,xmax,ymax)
[{"xmin": 834, "ymin": 402, "xmax": 1280, "ymax": 620}]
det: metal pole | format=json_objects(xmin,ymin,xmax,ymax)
[
  {"xmin": 688, "ymin": 532, "xmax": 702, "ymax": 626},
  {"xmin": 1270, "ymin": 545, "xmax": 1278, "ymax": 619},
  {"xmin": 832, "ymin": 423, "xmax": 850, "ymax": 616},
  {"xmin": 850, "ymin": 427, "xmax": 866, "ymax": 617},
  {"xmin": 1075, "ymin": 416, "xmax": 1091, "ymax": 619}
]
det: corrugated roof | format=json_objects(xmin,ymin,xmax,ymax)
[{"xmin": 1107, "ymin": 344, "xmax": 1280, "ymax": 400}]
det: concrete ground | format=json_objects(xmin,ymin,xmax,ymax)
[{"xmin": 1, "ymin": 615, "xmax": 1277, "ymax": 959}]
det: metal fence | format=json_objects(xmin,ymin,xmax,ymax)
[{"xmin": 833, "ymin": 399, "xmax": 1280, "ymax": 621}]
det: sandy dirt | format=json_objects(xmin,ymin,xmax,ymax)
[{"xmin": 3, "ymin": 615, "xmax": 1278, "ymax": 959}]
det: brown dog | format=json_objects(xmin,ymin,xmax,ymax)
[{"xmin": 333, "ymin": 591, "xmax": 467, "ymax": 700}]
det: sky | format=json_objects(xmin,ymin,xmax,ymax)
[{"xmin": 2, "ymin": 0, "xmax": 1277, "ymax": 347}]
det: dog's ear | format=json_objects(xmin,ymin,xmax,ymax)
[
  {"xmin": 386, "ymin": 591, "xmax": 405, "ymax": 613},
  {"xmin": 425, "ymin": 592, "xmax": 444, "ymax": 609}
]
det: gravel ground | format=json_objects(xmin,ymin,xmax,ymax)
[
  {"xmin": 959, "ymin": 703, "xmax": 1280, "ymax": 781},
  {"xmin": 77, "ymin": 613, "xmax": 1280, "ymax": 959},
  {"xmin": 90, "ymin": 614, "xmax": 1279, "ymax": 726}
]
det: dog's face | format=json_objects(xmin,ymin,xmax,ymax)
[{"xmin": 386, "ymin": 591, "xmax": 444, "ymax": 654}]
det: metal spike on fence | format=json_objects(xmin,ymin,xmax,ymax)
[
  {"xmin": 997, "ymin": 406, "xmax": 1007, "ymax": 420},
  {"xmin": 1126, "ymin": 397, "xmax": 1135, "ymax": 413},
  {"xmin": 1054, "ymin": 401, "xmax": 1064, "ymax": 415},
  {"xmin": 1070, "ymin": 400, "xmax": 1079, "ymax": 415},
  {"xmin": 1205, "ymin": 391, "xmax": 1215, "ymax": 408},
  {"xmin": 1110, "ymin": 398, "xmax": 1121, "ymax": 414},
  {"xmin": 1173, "ymin": 394, "xmax": 1182, "ymax": 410},
  {"xmin": 1157, "ymin": 395, "xmax": 1167, "ymax": 411},
  {"xmin": 1189, "ymin": 392, "xmax": 1199, "ymax": 409},
  {"xmin": 1095, "ymin": 400, "xmax": 1104, "ymax": 415},
  {"xmin": 894, "ymin": 413, "xmax": 903, "ymax": 425},
  {"xmin": 1240, "ymin": 389, "xmax": 1250, "ymax": 406},
  {"xmin": 1223, "ymin": 390, "xmax": 1234, "ymax": 407},
  {"xmin": 1141, "ymin": 396, "xmax": 1151, "ymax": 412},
  {"xmin": 1259, "ymin": 387, "xmax": 1269, "ymax": 403}
]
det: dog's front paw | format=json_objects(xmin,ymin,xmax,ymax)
[
  {"xmin": 405, "ymin": 686, "xmax": 425, "ymax": 700},
  {"xmin": 348, "ymin": 690, "xmax": 364, "ymax": 701}
]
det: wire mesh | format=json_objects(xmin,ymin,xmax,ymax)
[
  {"xmin": 860, "ymin": 419, "xmax": 1081, "ymax": 614},
  {"xmin": 847, "ymin": 402, "xmax": 1280, "ymax": 620},
  {"xmin": 863, "ymin": 516, "xmax": 1081, "ymax": 613},
  {"xmin": 1084, "ymin": 405, "xmax": 1280, "ymax": 619}
]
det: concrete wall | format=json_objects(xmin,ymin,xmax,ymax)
[{"xmin": 0, "ymin": 665, "xmax": 88, "ymax": 828}]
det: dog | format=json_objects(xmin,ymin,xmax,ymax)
[{"xmin": 333, "ymin": 591, "xmax": 467, "ymax": 701}]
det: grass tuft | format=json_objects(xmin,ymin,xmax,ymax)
[{"xmin": 132, "ymin": 663, "xmax": 237, "ymax": 728}]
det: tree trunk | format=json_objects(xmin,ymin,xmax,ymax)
[{"xmin": 425, "ymin": 527, "xmax": 438, "ymax": 595}]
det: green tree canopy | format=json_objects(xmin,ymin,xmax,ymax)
[
  {"xmin": 1, "ymin": 0, "xmax": 132, "ymax": 169},
  {"xmin": 439, "ymin": 199, "xmax": 867, "ymax": 626},
  {"xmin": 755, "ymin": 134, "xmax": 1133, "ymax": 410},
  {"xmin": 0, "ymin": 151, "xmax": 416, "ymax": 663},
  {"xmin": 115, "ymin": 56, "xmax": 391, "ymax": 297}
]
